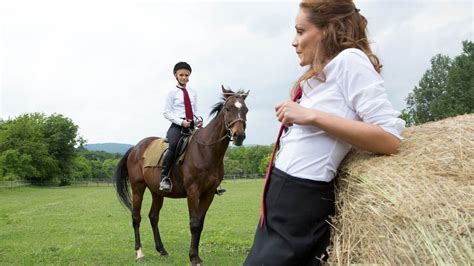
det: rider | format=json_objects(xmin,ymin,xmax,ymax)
[{"xmin": 161, "ymin": 62, "xmax": 203, "ymax": 192}]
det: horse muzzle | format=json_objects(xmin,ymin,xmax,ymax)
[{"xmin": 232, "ymin": 132, "xmax": 246, "ymax": 146}]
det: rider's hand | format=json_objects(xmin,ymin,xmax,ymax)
[
  {"xmin": 181, "ymin": 120, "xmax": 191, "ymax": 128},
  {"xmin": 196, "ymin": 120, "xmax": 203, "ymax": 128}
]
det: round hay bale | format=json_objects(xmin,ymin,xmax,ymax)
[{"xmin": 330, "ymin": 114, "xmax": 473, "ymax": 264}]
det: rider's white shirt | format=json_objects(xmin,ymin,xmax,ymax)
[
  {"xmin": 163, "ymin": 85, "xmax": 200, "ymax": 126},
  {"xmin": 275, "ymin": 48, "xmax": 405, "ymax": 182}
]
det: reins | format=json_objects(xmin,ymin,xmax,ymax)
[
  {"xmin": 192, "ymin": 93, "xmax": 247, "ymax": 146},
  {"xmin": 192, "ymin": 132, "xmax": 229, "ymax": 146}
]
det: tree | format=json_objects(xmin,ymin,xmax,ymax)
[
  {"xmin": 0, "ymin": 149, "xmax": 35, "ymax": 180},
  {"xmin": 71, "ymin": 156, "xmax": 92, "ymax": 179},
  {"xmin": 405, "ymin": 54, "xmax": 451, "ymax": 125},
  {"xmin": 103, "ymin": 158, "xmax": 120, "ymax": 179},
  {"xmin": 404, "ymin": 40, "xmax": 474, "ymax": 125},
  {"xmin": 258, "ymin": 153, "xmax": 272, "ymax": 175},
  {"xmin": 90, "ymin": 160, "xmax": 108, "ymax": 179},
  {"xmin": 0, "ymin": 113, "xmax": 79, "ymax": 184},
  {"xmin": 42, "ymin": 114, "xmax": 79, "ymax": 184},
  {"xmin": 223, "ymin": 145, "xmax": 273, "ymax": 176},
  {"xmin": 0, "ymin": 113, "xmax": 58, "ymax": 182},
  {"xmin": 446, "ymin": 40, "xmax": 474, "ymax": 115},
  {"xmin": 75, "ymin": 149, "xmax": 122, "ymax": 179}
]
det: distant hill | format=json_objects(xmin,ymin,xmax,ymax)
[{"xmin": 84, "ymin": 143, "xmax": 133, "ymax": 154}]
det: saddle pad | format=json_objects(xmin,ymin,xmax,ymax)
[{"xmin": 143, "ymin": 138, "xmax": 169, "ymax": 168}]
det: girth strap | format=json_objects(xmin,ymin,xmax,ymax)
[{"xmin": 172, "ymin": 164, "xmax": 187, "ymax": 197}]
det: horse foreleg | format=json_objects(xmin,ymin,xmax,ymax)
[
  {"xmin": 132, "ymin": 183, "xmax": 146, "ymax": 261},
  {"xmin": 187, "ymin": 190, "xmax": 216, "ymax": 266},
  {"xmin": 149, "ymin": 192, "xmax": 168, "ymax": 256}
]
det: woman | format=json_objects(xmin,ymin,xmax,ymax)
[{"xmin": 244, "ymin": 0, "xmax": 405, "ymax": 265}]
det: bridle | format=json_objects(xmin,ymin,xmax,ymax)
[
  {"xmin": 192, "ymin": 93, "xmax": 247, "ymax": 146},
  {"xmin": 223, "ymin": 93, "xmax": 247, "ymax": 140}
]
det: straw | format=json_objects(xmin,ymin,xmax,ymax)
[{"xmin": 329, "ymin": 114, "xmax": 474, "ymax": 264}]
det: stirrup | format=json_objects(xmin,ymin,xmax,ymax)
[
  {"xmin": 216, "ymin": 188, "xmax": 226, "ymax": 196},
  {"xmin": 159, "ymin": 177, "xmax": 172, "ymax": 192}
]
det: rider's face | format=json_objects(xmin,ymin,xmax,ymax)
[{"xmin": 175, "ymin": 69, "xmax": 191, "ymax": 86}]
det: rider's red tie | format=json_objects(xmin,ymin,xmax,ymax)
[
  {"xmin": 180, "ymin": 85, "xmax": 194, "ymax": 121},
  {"xmin": 259, "ymin": 86, "xmax": 303, "ymax": 228}
]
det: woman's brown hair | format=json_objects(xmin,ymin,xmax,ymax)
[{"xmin": 292, "ymin": 0, "xmax": 381, "ymax": 96}]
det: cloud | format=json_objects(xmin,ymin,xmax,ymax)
[
  {"xmin": 365, "ymin": 1, "xmax": 473, "ymax": 110},
  {"xmin": 1, "ymin": 0, "xmax": 472, "ymax": 145}
]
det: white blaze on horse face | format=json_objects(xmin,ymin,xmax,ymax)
[{"xmin": 235, "ymin": 101, "xmax": 242, "ymax": 109}]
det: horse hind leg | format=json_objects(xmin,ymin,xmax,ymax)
[
  {"xmin": 149, "ymin": 191, "xmax": 169, "ymax": 256},
  {"xmin": 132, "ymin": 182, "xmax": 147, "ymax": 261}
]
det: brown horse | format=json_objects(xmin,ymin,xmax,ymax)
[{"xmin": 113, "ymin": 86, "xmax": 249, "ymax": 265}]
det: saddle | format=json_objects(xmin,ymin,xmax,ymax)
[
  {"xmin": 142, "ymin": 130, "xmax": 225, "ymax": 196},
  {"xmin": 142, "ymin": 132, "xmax": 195, "ymax": 169}
]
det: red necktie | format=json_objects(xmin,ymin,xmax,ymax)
[
  {"xmin": 180, "ymin": 85, "xmax": 194, "ymax": 121},
  {"xmin": 259, "ymin": 86, "xmax": 303, "ymax": 228}
]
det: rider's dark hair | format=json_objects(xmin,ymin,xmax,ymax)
[{"xmin": 173, "ymin": 62, "xmax": 192, "ymax": 75}]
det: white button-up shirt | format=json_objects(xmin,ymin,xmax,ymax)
[
  {"xmin": 275, "ymin": 48, "xmax": 405, "ymax": 182},
  {"xmin": 163, "ymin": 85, "xmax": 200, "ymax": 126}
]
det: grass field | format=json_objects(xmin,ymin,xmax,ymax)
[{"xmin": 0, "ymin": 179, "xmax": 263, "ymax": 265}]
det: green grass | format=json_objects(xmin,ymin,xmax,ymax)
[{"xmin": 0, "ymin": 179, "xmax": 263, "ymax": 265}]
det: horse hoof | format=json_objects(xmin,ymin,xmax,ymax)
[
  {"xmin": 136, "ymin": 248, "xmax": 145, "ymax": 261},
  {"xmin": 191, "ymin": 259, "xmax": 203, "ymax": 266},
  {"xmin": 160, "ymin": 251, "xmax": 169, "ymax": 257}
]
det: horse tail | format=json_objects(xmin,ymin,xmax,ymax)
[{"xmin": 113, "ymin": 147, "xmax": 133, "ymax": 212}]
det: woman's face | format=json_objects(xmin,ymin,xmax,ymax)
[{"xmin": 292, "ymin": 8, "xmax": 323, "ymax": 66}]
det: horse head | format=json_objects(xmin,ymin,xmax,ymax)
[{"xmin": 221, "ymin": 85, "xmax": 249, "ymax": 146}]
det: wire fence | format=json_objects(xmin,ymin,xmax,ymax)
[
  {"xmin": 0, "ymin": 174, "xmax": 264, "ymax": 189},
  {"xmin": 223, "ymin": 173, "xmax": 263, "ymax": 183},
  {"xmin": 0, "ymin": 179, "xmax": 114, "ymax": 189}
]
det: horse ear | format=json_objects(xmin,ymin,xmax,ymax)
[
  {"xmin": 222, "ymin": 85, "xmax": 232, "ymax": 98},
  {"xmin": 242, "ymin": 90, "xmax": 250, "ymax": 100}
]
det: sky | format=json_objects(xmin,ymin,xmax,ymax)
[{"xmin": 1, "ymin": 0, "xmax": 472, "ymax": 145}]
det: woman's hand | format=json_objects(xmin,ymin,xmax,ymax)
[{"xmin": 275, "ymin": 101, "xmax": 314, "ymax": 127}]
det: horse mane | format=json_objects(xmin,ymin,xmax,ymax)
[{"xmin": 208, "ymin": 89, "xmax": 246, "ymax": 118}]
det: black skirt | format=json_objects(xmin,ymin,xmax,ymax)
[{"xmin": 244, "ymin": 167, "xmax": 335, "ymax": 266}]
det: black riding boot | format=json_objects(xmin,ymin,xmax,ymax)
[{"xmin": 159, "ymin": 149, "xmax": 174, "ymax": 192}]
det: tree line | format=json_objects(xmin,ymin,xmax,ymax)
[
  {"xmin": 1, "ymin": 40, "xmax": 472, "ymax": 185},
  {"xmin": 402, "ymin": 40, "xmax": 473, "ymax": 126},
  {"xmin": 0, "ymin": 113, "xmax": 121, "ymax": 185},
  {"xmin": 0, "ymin": 112, "xmax": 273, "ymax": 184}
]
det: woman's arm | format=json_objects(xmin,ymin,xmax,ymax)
[{"xmin": 275, "ymin": 101, "xmax": 401, "ymax": 155}]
